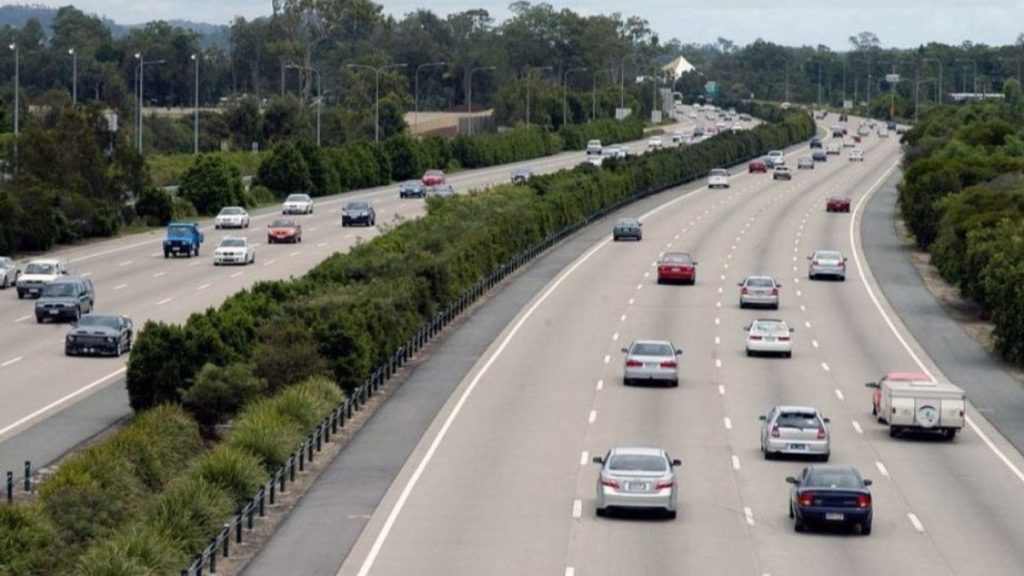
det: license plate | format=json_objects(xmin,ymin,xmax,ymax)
[
  {"xmin": 49, "ymin": 309, "xmax": 59, "ymax": 315},
  {"xmin": 645, "ymin": 362, "xmax": 659, "ymax": 369},
  {"xmin": 625, "ymin": 482, "xmax": 648, "ymax": 492},
  {"xmin": 764, "ymin": 336, "xmax": 776, "ymax": 342},
  {"xmin": 825, "ymin": 513, "xmax": 845, "ymax": 521},
  {"xmin": 672, "ymin": 267, "xmax": 681, "ymax": 272},
  {"xmin": 789, "ymin": 444, "xmax": 806, "ymax": 450}
]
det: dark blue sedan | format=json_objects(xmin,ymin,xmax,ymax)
[{"xmin": 787, "ymin": 465, "xmax": 873, "ymax": 535}]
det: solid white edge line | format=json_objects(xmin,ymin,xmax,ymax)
[
  {"xmin": 0, "ymin": 367, "xmax": 127, "ymax": 439},
  {"xmin": 851, "ymin": 160, "xmax": 1024, "ymax": 486}
]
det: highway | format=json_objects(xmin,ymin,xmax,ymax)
[
  {"xmin": 0, "ymin": 115, "xmax": 707, "ymax": 459},
  {"xmin": 307, "ymin": 122, "xmax": 1024, "ymax": 576}
]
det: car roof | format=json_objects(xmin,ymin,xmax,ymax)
[
  {"xmin": 631, "ymin": 339, "xmax": 673, "ymax": 347},
  {"xmin": 805, "ymin": 464, "xmax": 860, "ymax": 475},
  {"xmin": 744, "ymin": 275, "xmax": 775, "ymax": 281},
  {"xmin": 609, "ymin": 447, "xmax": 667, "ymax": 457},
  {"xmin": 28, "ymin": 258, "xmax": 61, "ymax": 265},
  {"xmin": 885, "ymin": 372, "xmax": 932, "ymax": 381},
  {"xmin": 773, "ymin": 405, "xmax": 820, "ymax": 414}
]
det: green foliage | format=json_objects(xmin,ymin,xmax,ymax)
[
  {"xmin": 224, "ymin": 400, "xmax": 305, "ymax": 470},
  {"xmin": 0, "ymin": 504, "xmax": 61, "ymax": 575},
  {"xmin": 146, "ymin": 150, "xmax": 264, "ymax": 188},
  {"xmin": 257, "ymin": 140, "xmax": 312, "ymax": 197},
  {"xmin": 245, "ymin": 184, "xmax": 277, "ymax": 207},
  {"xmin": 139, "ymin": 476, "xmax": 233, "ymax": 554},
  {"xmin": 75, "ymin": 525, "xmax": 186, "ymax": 576},
  {"xmin": 179, "ymin": 154, "xmax": 245, "ymax": 214},
  {"xmin": 252, "ymin": 320, "xmax": 331, "ymax": 393},
  {"xmin": 189, "ymin": 445, "xmax": 266, "ymax": 505},
  {"xmin": 182, "ymin": 362, "xmax": 268, "ymax": 437},
  {"xmin": 134, "ymin": 187, "xmax": 174, "ymax": 226}
]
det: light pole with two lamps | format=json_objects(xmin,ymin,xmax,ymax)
[
  {"xmin": 467, "ymin": 65, "xmax": 496, "ymax": 135},
  {"xmin": 134, "ymin": 53, "xmax": 165, "ymax": 153},
  {"xmin": 524, "ymin": 65, "xmax": 552, "ymax": 129},
  {"xmin": 414, "ymin": 61, "xmax": 446, "ymax": 135},
  {"xmin": 347, "ymin": 62, "xmax": 407, "ymax": 143},
  {"xmin": 562, "ymin": 67, "xmax": 587, "ymax": 127}
]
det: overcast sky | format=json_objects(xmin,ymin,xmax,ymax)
[{"xmin": 28, "ymin": 0, "xmax": 1024, "ymax": 50}]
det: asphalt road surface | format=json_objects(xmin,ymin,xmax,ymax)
[
  {"xmin": 0, "ymin": 114, "xmax": 714, "ymax": 475},
  {"xmin": 247, "ymin": 120, "xmax": 1024, "ymax": 576}
]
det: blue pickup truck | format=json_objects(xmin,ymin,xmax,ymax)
[{"xmin": 163, "ymin": 222, "xmax": 204, "ymax": 258}]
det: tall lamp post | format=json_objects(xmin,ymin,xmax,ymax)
[
  {"xmin": 915, "ymin": 78, "xmax": 936, "ymax": 122},
  {"xmin": 955, "ymin": 58, "xmax": 978, "ymax": 95},
  {"xmin": 287, "ymin": 63, "xmax": 322, "ymax": 146},
  {"xmin": 467, "ymin": 65, "xmax": 496, "ymax": 135},
  {"xmin": 414, "ymin": 61, "xmax": 446, "ymax": 135},
  {"xmin": 68, "ymin": 47, "xmax": 77, "ymax": 106},
  {"xmin": 190, "ymin": 54, "xmax": 199, "ymax": 154},
  {"xmin": 591, "ymin": 68, "xmax": 615, "ymax": 121},
  {"xmin": 524, "ymin": 65, "xmax": 552, "ymax": 129},
  {"xmin": 8, "ymin": 43, "xmax": 17, "ymax": 159},
  {"xmin": 347, "ymin": 62, "xmax": 407, "ymax": 143},
  {"xmin": 921, "ymin": 58, "xmax": 943, "ymax": 103},
  {"xmin": 562, "ymin": 66, "xmax": 587, "ymax": 127},
  {"xmin": 998, "ymin": 57, "xmax": 1021, "ymax": 88},
  {"xmin": 134, "ymin": 53, "xmax": 165, "ymax": 154},
  {"xmin": 619, "ymin": 53, "xmax": 643, "ymax": 110}
]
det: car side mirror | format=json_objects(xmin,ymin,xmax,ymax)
[
  {"xmin": 843, "ymin": 257, "xmax": 848, "ymax": 262},
  {"xmin": 675, "ymin": 349, "xmax": 683, "ymax": 355},
  {"xmin": 693, "ymin": 262, "xmax": 698, "ymax": 266},
  {"xmin": 790, "ymin": 328, "xmax": 795, "ymax": 332},
  {"xmin": 758, "ymin": 415, "xmax": 767, "ymax": 421},
  {"xmin": 863, "ymin": 479, "xmax": 873, "ymax": 487},
  {"xmin": 865, "ymin": 382, "xmax": 880, "ymax": 389},
  {"xmin": 70, "ymin": 321, "xmax": 78, "ymax": 327},
  {"xmin": 806, "ymin": 256, "xmax": 812, "ymax": 260},
  {"xmin": 620, "ymin": 347, "xmax": 629, "ymax": 354},
  {"xmin": 737, "ymin": 282, "xmax": 743, "ymax": 287},
  {"xmin": 743, "ymin": 325, "xmax": 751, "ymax": 330},
  {"xmin": 785, "ymin": 477, "xmax": 799, "ymax": 485},
  {"xmin": 823, "ymin": 417, "xmax": 831, "ymax": 423},
  {"xmin": 592, "ymin": 456, "xmax": 604, "ymax": 465},
  {"xmin": 776, "ymin": 283, "xmax": 783, "ymax": 288},
  {"xmin": 671, "ymin": 458, "xmax": 682, "ymax": 467}
]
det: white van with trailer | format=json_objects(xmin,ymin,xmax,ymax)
[{"xmin": 865, "ymin": 372, "xmax": 965, "ymax": 440}]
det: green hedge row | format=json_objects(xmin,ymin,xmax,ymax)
[
  {"xmin": 0, "ymin": 379, "xmax": 341, "ymax": 575},
  {"xmin": 898, "ymin": 92, "xmax": 1024, "ymax": 363},
  {"xmin": 127, "ymin": 107, "xmax": 814, "ymax": 416}
]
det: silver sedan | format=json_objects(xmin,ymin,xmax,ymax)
[
  {"xmin": 594, "ymin": 447, "xmax": 681, "ymax": 518},
  {"xmin": 760, "ymin": 406, "xmax": 831, "ymax": 460},
  {"xmin": 738, "ymin": 275, "xmax": 781, "ymax": 309},
  {"xmin": 808, "ymin": 250, "xmax": 847, "ymax": 280},
  {"xmin": 622, "ymin": 340, "xmax": 682, "ymax": 386},
  {"xmin": 0, "ymin": 257, "xmax": 19, "ymax": 289}
]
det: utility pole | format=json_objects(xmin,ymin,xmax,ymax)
[
  {"xmin": 467, "ymin": 65, "xmax": 496, "ymax": 135},
  {"xmin": 415, "ymin": 61, "xmax": 446, "ymax": 135},
  {"xmin": 524, "ymin": 65, "xmax": 552, "ymax": 129},
  {"xmin": 347, "ymin": 63, "xmax": 407, "ymax": 142},
  {"xmin": 68, "ymin": 47, "xmax": 77, "ymax": 105},
  {"xmin": 191, "ymin": 54, "xmax": 199, "ymax": 154},
  {"xmin": 8, "ymin": 44, "xmax": 18, "ymax": 160}
]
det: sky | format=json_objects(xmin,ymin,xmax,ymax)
[{"xmin": 26, "ymin": 0, "xmax": 1024, "ymax": 50}]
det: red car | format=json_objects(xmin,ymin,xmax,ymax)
[
  {"xmin": 869, "ymin": 372, "xmax": 932, "ymax": 418},
  {"xmin": 748, "ymin": 160, "xmax": 768, "ymax": 173},
  {"xmin": 657, "ymin": 252, "xmax": 698, "ymax": 285},
  {"xmin": 267, "ymin": 218, "xmax": 302, "ymax": 244},
  {"xmin": 826, "ymin": 197, "xmax": 851, "ymax": 212},
  {"xmin": 422, "ymin": 169, "xmax": 446, "ymax": 187}
]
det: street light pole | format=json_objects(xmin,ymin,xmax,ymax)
[
  {"xmin": 191, "ymin": 54, "xmax": 199, "ymax": 154},
  {"xmin": 134, "ymin": 53, "xmax": 165, "ymax": 154},
  {"xmin": 288, "ymin": 63, "xmax": 323, "ymax": 145},
  {"xmin": 347, "ymin": 63, "xmax": 407, "ymax": 143},
  {"xmin": 956, "ymin": 58, "xmax": 978, "ymax": 95},
  {"xmin": 467, "ymin": 65, "xmax": 496, "ymax": 135},
  {"xmin": 562, "ymin": 67, "xmax": 586, "ymax": 127},
  {"xmin": 915, "ymin": 78, "xmax": 936, "ymax": 123},
  {"xmin": 922, "ymin": 58, "xmax": 942, "ymax": 103},
  {"xmin": 524, "ymin": 65, "xmax": 552, "ymax": 129},
  {"xmin": 8, "ymin": 44, "xmax": 18, "ymax": 159},
  {"xmin": 68, "ymin": 47, "xmax": 77, "ymax": 105},
  {"xmin": 590, "ymin": 69, "xmax": 615, "ymax": 122},
  {"xmin": 414, "ymin": 61, "xmax": 446, "ymax": 135}
]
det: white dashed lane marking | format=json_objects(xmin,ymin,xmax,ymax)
[
  {"xmin": 572, "ymin": 499, "xmax": 582, "ymax": 519},
  {"xmin": 876, "ymin": 461, "xmax": 890, "ymax": 477},
  {"xmin": 835, "ymin": 389, "xmax": 845, "ymax": 401},
  {"xmin": 603, "ymin": 355, "xmax": 611, "ymax": 364},
  {"xmin": 1, "ymin": 357, "xmax": 22, "ymax": 368},
  {"xmin": 113, "ymin": 284, "xmax": 127, "ymax": 291},
  {"xmin": 724, "ymin": 417, "xmax": 733, "ymax": 430},
  {"xmin": 13, "ymin": 315, "xmax": 30, "ymax": 324},
  {"xmin": 732, "ymin": 455, "xmax": 742, "ymax": 470},
  {"xmin": 197, "ymin": 283, "xmax": 211, "ymax": 291},
  {"xmin": 580, "ymin": 451, "xmax": 589, "ymax": 466},
  {"xmin": 588, "ymin": 410, "xmax": 597, "ymax": 424},
  {"xmin": 156, "ymin": 297, "xmax": 173, "ymax": 306},
  {"xmin": 908, "ymin": 513, "xmax": 926, "ymax": 533}
]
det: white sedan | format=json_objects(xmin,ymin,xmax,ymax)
[
  {"xmin": 745, "ymin": 318, "xmax": 794, "ymax": 358},
  {"xmin": 647, "ymin": 137, "xmax": 663, "ymax": 150},
  {"xmin": 213, "ymin": 237, "xmax": 255, "ymax": 265},
  {"xmin": 214, "ymin": 206, "xmax": 250, "ymax": 229},
  {"xmin": 708, "ymin": 168, "xmax": 730, "ymax": 189},
  {"xmin": 282, "ymin": 193, "xmax": 314, "ymax": 214},
  {"xmin": 849, "ymin": 149, "xmax": 865, "ymax": 162}
]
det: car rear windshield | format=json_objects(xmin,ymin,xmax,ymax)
[
  {"xmin": 746, "ymin": 277, "xmax": 774, "ymax": 287},
  {"xmin": 663, "ymin": 254, "xmax": 692, "ymax": 264},
  {"xmin": 285, "ymin": 194, "xmax": 309, "ymax": 202},
  {"xmin": 42, "ymin": 283, "xmax": 77, "ymax": 297},
  {"xmin": 347, "ymin": 202, "xmax": 369, "ymax": 210},
  {"xmin": 777, "ymin": 412, "xmax": 820, "ymax": 429},
  {"xmin": 25, "ymin": 263, "xmax": 55, "ymax": 274},
  {"xmin": 402, "ymin": 181, "xmax": 422, "ymax": 188},
  {"xmin": 710, "ymin": 169, "xmax": 727, "ymax": 176},
  {"xmin": 754, "ymin": 321, "xmax": 788, "ymax": 334},
  {"xmin": 271, "ymin": 220, "xmax": 295, "ymax": 228},
  {"xmin": 79, "ymin": 315, "xmax": 119, "ymax": 329},
  {"xmin": 221, "ymin": 239, "xmax": 245, "ymax": 248},
  {"xmin": 616, "ymin": 219, "xmax": 638, "ymax": 227},
  {"xmin": 805, "ymin": 470, "xmax": 862, "ymax": 489},
  {"xmin": 815, "ymin": 251, "xmax": 842, "ymax": 260},
  {"xmin": 221, "ymin": 207, "xmax": 243, "ymax": 215},
  {"xmin": 608, "ymin": 454, "xmax": 667, "ymax": 472},
  {"xmin": 631, "ymin": 342, "xmax": 674, "ymax": 357}
]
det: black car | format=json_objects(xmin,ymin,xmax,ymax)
[
  {"xmin": 399, "ymin": 180, "xmax": 426, "ymax": 198},
  {"xmin": 809, "ymin": 137, "xmax": 823, "ymax": 149},
  {"xmin": 787, "ymin": 465, "xmax": 873, "ymax": 535},
  {"xmin": 65, "ymin": 313, "xmax": 133, "ymax": 356},
  {"xmin": 341, "ymin": 201, "xmax": 376, "ymax": 227},
  {"xmin": 35, "ymin": 277, "xmax": 95, "ymax": 323}
]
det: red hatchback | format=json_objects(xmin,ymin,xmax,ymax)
[
  {"xmin": 657, "ymin": 252, "xmax": 698, "ymax": 285},
  {"xmin": 826, "ymin": 197, "xmax": 851, "ymax": 212},
  {"xmin": 749, "ymin": 160, "xmax": 768, "ymax": 173},
  {"xmin": 422, "ymin": 169, "xmax": 446, "ymax": 186}
]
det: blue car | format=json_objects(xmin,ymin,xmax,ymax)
[{"xmin": 787, "ymin": 465, "xmax": 873, "ymax": 535}]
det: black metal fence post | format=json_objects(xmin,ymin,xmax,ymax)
[
  {"xmin": 299, "ymin": 444, "xmax": 305, "ymax": 472},
  {"xmin": 235, "ymin": 510, "xmax": 243, "ymax": 543},
  {"xmin": 208, "ymin": 539, "xmax": 217, "ymax": 573},
  {"xmin": 6, "ymin": 471, "xmax": 12, "ymax": 504},
  {"xmin": 23, "ymin": 461, "xmax": 30, "ymax": 492},
  {"xmin": 222, "ymin": 524, "xmax": 230, "ymax": 557},
  {"xmin": 308, "ymin": 435, "xmax": 315, "ymax": 462},
  {"xmin": 247, "ymin": 498, "xmax": 255, "ymax": 529},
  {"xmin": 259, "ymin": 487, "xmax": 266, "ymax": 517},
  {"xmin": 269, "ymin": 476, "xmax": 276, "ymax": 505}
]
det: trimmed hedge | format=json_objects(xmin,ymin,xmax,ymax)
[{"xmin": 127, "ymin": 107, "xmax": 814, "ymax": 415}]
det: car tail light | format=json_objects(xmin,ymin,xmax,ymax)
[
  {"xmin": 857, "ymin": 494, "xmax": 872, "ymax": 508},
  {"xmin": 778, "ymin": 336, "xmax": 791, "ymax": 341},
  {"xmin": 625, "ymin": 359, "xmax": 642, "ymax": 367},
  {"xmin": 660, "ymin": 361, "xmax": 677, "ymax": 368},
  {"xmin": 798, "ymin": 493, "xmax": 814, "ymax": 507},
  {"xmin": 812, "ymin": 260, "xmax": 820, "ymax": 266},
  {"xmin": 817, "ymin": 425, "xmax": 827, "ymax": 439},
  {"xmin": 655, "ymin": 479, "xmax": 674, "ymax": 490},
  {"xmin": 770, "ymin": 426, "xmax": 780, "ymax": 438},
  {"xmin": 749, "ymin": 335, "xmax": 763, "ymax": 341},
  {"xmin": 771, "ymin": 288, "xmax": 779, "ymax": 296},
  {"xmin": 601, "ymin": 477, "xmax": 620, "ymax": 489},
  {"xmin": 741, "ymin": 287, "xmax": 750, "ymax": 295}
]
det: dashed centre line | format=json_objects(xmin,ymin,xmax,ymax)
[
  {"xmin": 197, "ymin": 283, "xmax": 211, "ymax": 291},
  {"xmin": 156, "ymin": 297, "xmax": 173, "ymax": 306},
  {"xmin": 835, "ymin": 389, "xmax": 845, "ymax": 401},
  {"xmin": 908, "ymin": 513, "xmax": 926, "ymax": 533},
  {"xmin": 603, "ymin": 355, "xmax": 611, "ymax": 364},
  {"xmin": 724, "ymin": 417, "xmax": 733, "ymax": 430},
  {"xmin": 588, "ymin": 410, "xmax": 597, "ymax": 424},
  {"xmin": 732, "ymin": 455, "xmax": 742, "ymax": 470},
  {"xmin": 1, "ymin": 357, "xmax": 22, "ymax": 368},
  {"xmin": 852, "ymin": 420, "xmax": 863, "ymax": 434},
  {"xmin": 743, "ymin": 506, "xmax": 756, "ymax": 526},
  {"xmin": 876, "ymin": 461, "xmax": 891, "ymax": 477},
  {"xmin": 580, "ymin": 451, "xmax": 589, "ymax": 466},
  {"xmin": 596, "ymin": 379, "xmax": 604, "ymax": 391},
  {"xmin": 113, "ymin": 284, "xmax": 127, "ymax": 291},
  {"xmin": 572, "ymin": 499, "xmax": 583, "ymax": 519},
  {"xmin": 13, "ymin": 315, "xmax": 31, "ymax": 324}
]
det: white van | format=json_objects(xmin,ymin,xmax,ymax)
[
  {"xmin": 586, "ymin": 140, "xmax": 602, "ymax": 156},
  {"xmin": 865, "ymin": 372, "xmax": 965, "ymax": 440}
]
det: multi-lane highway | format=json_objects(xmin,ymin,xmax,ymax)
[
  {"xmin": 0, "ymin": 115, "xmax": 710, "ymax": 465},
  {"xmin": 274, "ymin": 121, "xmax": 1024, "ymax": 576}
]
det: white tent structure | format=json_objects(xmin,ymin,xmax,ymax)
[{"xmin": 662, "ymin": 56, "xmax": 696, "ymax": 80}]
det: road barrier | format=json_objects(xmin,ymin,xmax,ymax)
[{"xmin": 3, "ymin": 460, "xmax": 32, "ymax": 504}]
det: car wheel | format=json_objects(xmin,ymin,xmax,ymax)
[
  {"xmin": 860, "ymin": 521, "xmax": 872, "ymax": 536},
  {"xmin": 18, "ymin": 290, "xmax": 24, "ymax": 299},
  {"xmin": 0, "ymin": 276, "xmax": 6, "ymax": 288},
  {"xmin": 889, "ymin": 426, "xmax": 901, "ymax": 438},
  {"xmin": 665, "ymin": 509, "xmax": 677, "ymax": 520},
  {"xmin": 944, "ymin": 428, "xmax": 957, "ymax": 441},
  {"xmin": 764, "ymin": 449, "xmax": 773, "ymax": 460},
  {"xmin": 784, "ymin": 352, "xmax": 792, "ymax": 358},
  {"xmin": 596, "ymin": 507, "xmax": 607, "ymax": 518},
  {"xmin": 746, "ymin": 349, "xmax": 753, "ymax": 357},
  {"xmin": 871, "ymin": 403, "xmax": 877, "ymax": 416},
  {"xmin": 268, "ymin": 237, "xmax": 274, "ymax": 244},
  {"xmin": 35, "ymin": 315, "xmax": 43, "ymax": 324},
  {"xmin": 788, "ymin": 503, "xmax": 794, "ymax": 519},
  {"xmin": 794, "ymin": 518, "xmax": 805, "ymax": 533},
  {"xmin": 73, "ymin": 307, "xmax": 81, "ymax": 322},
  {"xmin": 820, "ymin": 452, "xmax": 830, "ymax": 462},
  {"xmin": 623, "ymin": 378, "xmax": 631, "ymax": 387},
  {"xmin": 670, "ymin": 379, "xmax": 679, "ymax": 388},
  {"xmin": 772, "ymin": 303, "xmax": 780, "ymax": 310}
]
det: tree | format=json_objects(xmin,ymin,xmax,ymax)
[
  {"xmin": 182, "ymin": 362, "xmax": 268, "ymax": 437},
  {"xmin": 849, "ymin": 31, "xmax": 882, "ymax": 51},
  {"xmin": 225, "ymin": 96, "xmax": 263, "ymax": 150},
  {"xmin": 257, "ymin": 140, "xmax": 311, "ymax": 196},
  {"xmin": 179, "ymin": 155, "xmax": 244, "ymax": 214},
  {"xmin": 135, "ymin": 187, "xmax": 174, "ymax": 226}
]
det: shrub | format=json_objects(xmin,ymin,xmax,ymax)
[
  {"xmin": 225, "ymin": 401, "xmax": 305, "ymax": 470},
  {"xmin": 245, "ymin": 184, "xmax": 276, "ymax": 207},
  {"xmin": 182, "ymin": 362, "xmax": 268, "ymax": 437},
  {"xmin": 75, "ymin": 525, "xmax": 186, "ymax": 576},
  {"xmin": 134, "ymin": 187, "xmax": 173, "ymax": 226},
  {"xmin": 190, "ymin": 445, "xmax": 266, "ymax": 505},
  {"xmin": 140, "ymin": 476, "xmax": 233, "ymax": 554},
  {"xmin": 179, "ymin": 154, "xmax": 245, "ymax": 215},
  {"xmin": 257, "ymin": 140, "xmax": 311, "ymax": 196},
  {"xmin": 252, "ymin": 320, "xmax": 331, "ymax": 393},
  {"xmin": 270, "ymin": 377, "xmax": 344, "ymax": 432},
  {"xmin": 106, "ymin": 405, "xmax": 203, "ymax": 490}
]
